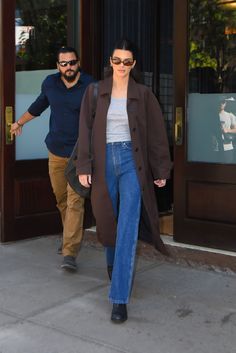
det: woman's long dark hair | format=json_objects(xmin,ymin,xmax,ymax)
[{"xmin": 104, "ymin": 38, "xmax": 143, "ymax": 83}]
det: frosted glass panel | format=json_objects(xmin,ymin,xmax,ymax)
[
  {"xmin": 188, "ymin": 93, "xmax": 236, "ymax": 164},
  {"xmin": 15, "ymin": 69, "xmax": 56, "ymax": 160}
]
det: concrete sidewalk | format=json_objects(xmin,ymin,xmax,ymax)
[{"xmin": 0, "ymin": 235, "xmax": 236, "ymax": 353}]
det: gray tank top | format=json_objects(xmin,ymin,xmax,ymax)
[{"xmin": 106, "ymin": 97, "xmax": 131, "ymax": 143}]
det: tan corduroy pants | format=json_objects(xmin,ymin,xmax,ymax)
[{"xmin": 48, "ymin": 151, "xmax": 85, "ymax": 257}]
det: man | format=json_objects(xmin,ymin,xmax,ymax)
[{"xmin": 10, "ymin": 46, "xmax": 95, "ymax": 272}]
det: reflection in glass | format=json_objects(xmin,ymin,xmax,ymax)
[
  {"xmin": 189, "ymin": 0, "xmax": 236, "ymax": 93},
  {"xmin": 188, "ymin": 0, "xmax": 236, "ymax": 164},
  {"xmin": 16, "ymin": 0, "xmax": 67, "ymax": 71}
]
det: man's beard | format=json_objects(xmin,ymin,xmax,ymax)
[{"xmin": 62, "ymin": 68, "xmax": 79, "ymax": 82}]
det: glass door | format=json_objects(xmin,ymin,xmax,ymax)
[
  {"xmin": 0, "ymin": 0, "xmax": 70, "ymax": 242},
  {"xmin": 173, "ymin": 0, "xmax": 236, "ymax": 251},
  {"xmin": 188, "ymin": 0, "xmax": 236, "ymax": 164}
]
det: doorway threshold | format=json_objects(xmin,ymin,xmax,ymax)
[
  {"xmin": 84, "ymin": 227, "xmax": 236, "ymax": 274},
  {"xmin": 162, "ymin": 234, "xmax": 236, "ymax": 256},
  {"xmin": 161, "ymin": 234, "xmax": 236, "ymax": 274}
]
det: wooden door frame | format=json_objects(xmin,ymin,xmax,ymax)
[
  {"xmin": 0, "ymin": 0, "xmax": 15, "ymax": 241},
  {"xmin": 173, "ymin": 0, "xmax": 188, "ymax": 242}
]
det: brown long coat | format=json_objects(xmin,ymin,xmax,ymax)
[{"xmin": 77, "ymin": 76, "xmax": 172, "ymax": 255}]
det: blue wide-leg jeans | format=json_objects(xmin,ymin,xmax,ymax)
[{"xmin": 105, "ymin": 141, "xmax": 141, "ymax": 304}]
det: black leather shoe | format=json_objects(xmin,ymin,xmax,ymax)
[
  {"xmin": 111, "ymin": 304, "xmax": 127, "ymax": 323},
  {"xmin": 107, "ymin": 265, "xmax": 113, "ymax": 280}
]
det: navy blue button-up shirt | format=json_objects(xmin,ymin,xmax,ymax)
[{"xmin": 28, "ymin": 71, "xmax": 95, "ymax": 157}]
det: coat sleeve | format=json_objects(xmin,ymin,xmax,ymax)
[
  {"xmin": 146, "ymin": 89, "xmax": 172, "ymax": 179},
  {"xmin": 76, "ymin": 83, "xmax": 95, "ymax": 175}
]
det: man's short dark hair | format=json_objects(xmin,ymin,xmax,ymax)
[{"xmin": 57, "ymin": 47, "xmax": 79, "ymax": 61}]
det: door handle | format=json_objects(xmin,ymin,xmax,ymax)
[
  {"xmin": 175, "ymin": 107, "xmax": 183, "ymax": 145},
  {"xmin": 5, "ymin": 106, "xmax": 13, "ymax": 144}
]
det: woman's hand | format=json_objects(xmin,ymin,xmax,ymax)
[
  {"xmin": 79, "ymin": 174, "xmax": 91, "ymax": 188},
  {"xmin": 154, "ymin": 179, "xmax": 166, "ymax": 188}
]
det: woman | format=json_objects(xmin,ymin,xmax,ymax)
[{"xmin": 77, "ymin": 39, "xmax": 172, "ymax": 323}]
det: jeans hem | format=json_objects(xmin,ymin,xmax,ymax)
[{"xmin": 109, "ymin": 297, "xmax": 129, "ymax": 304}]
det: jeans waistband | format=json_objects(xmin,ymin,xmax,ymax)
[{"xmin": 106, "ymin": 141, "xmax": 131, "ymax": 146}]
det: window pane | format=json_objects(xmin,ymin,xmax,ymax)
[
  {"xmin": 188, "ymin": 0, "xmax": 236, "ymax": 164},
  {"xmin": 15, "ymin": 0, "xmax": 67, "ymax": 160},
  {"xmin": 16, "ymin": 0, "xmax": 67, "ymax": 71}
]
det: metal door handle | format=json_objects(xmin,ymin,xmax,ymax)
[
  {"xmin": 175, "ymin": 107, "xmax": 183, "ymax": 145},
  {"xmin": 5, "ymin": 106, "xmax": 13, "ymax": 144}
]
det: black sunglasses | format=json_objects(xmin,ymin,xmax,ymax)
[
  {"xmin": 58, "ymin": 59, "xmax": 78, "ymax": 67},
  {"xmin": 111, "ymin": 57, "xmax": 134, "ymax": 66}
]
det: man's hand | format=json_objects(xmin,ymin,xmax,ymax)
[{"xmin": 10, "ymin": 122, "xmax": 23, "ymax": 139}]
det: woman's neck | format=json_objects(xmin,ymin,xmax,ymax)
[{"xmin": 112, "ymin": 75, "xmax": 129, "ymax": 98}]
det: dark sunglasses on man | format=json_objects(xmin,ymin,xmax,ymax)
[{"xmin": 58, "ymin": 59, "xmax": 78, "ymax": 67}]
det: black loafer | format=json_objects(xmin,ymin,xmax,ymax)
[
  {"xmin": 111, "ymin": 304, "xmax": 127, "ymax": 323},
  {"xmin": 107, "ymin": 265, "xmax": 113, "ymax": 280}
]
